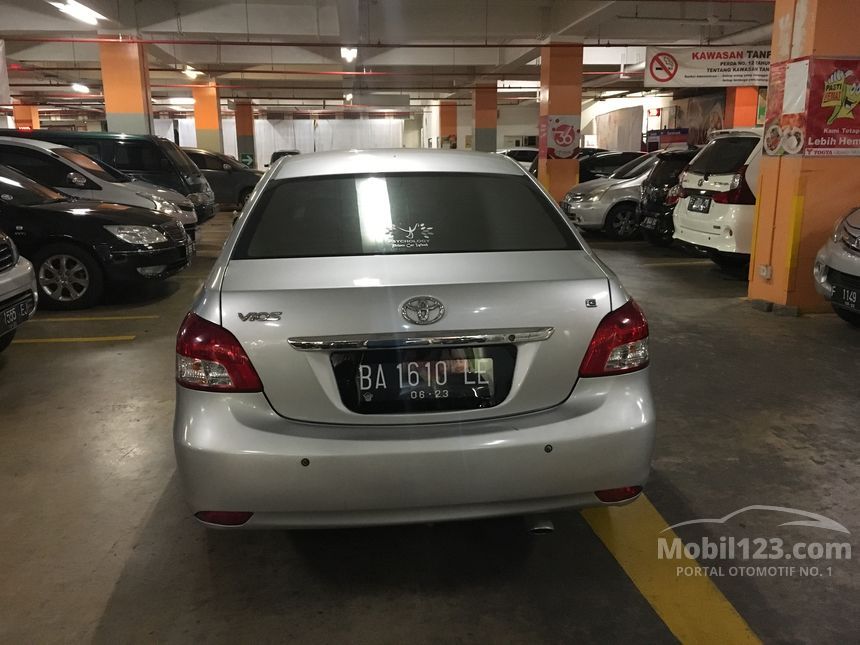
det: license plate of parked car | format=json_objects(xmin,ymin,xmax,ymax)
[
  {"xmin": 688, "ymin": 196, "xmax": 712, "ymax": 213},
  {"xmin": 832, "ymin": 284, "xmax": 859, "ymax": 310},
  {"xmin": 330, "ymin": 347, "xmax": 517, "ymax": 414},
  {"xmin": 0, "ymin": 296, "xmax": 34, "ymax": 336},
  {"xmin": 640, "ymin": 216, "xmax": 657, "ymax": 229}
]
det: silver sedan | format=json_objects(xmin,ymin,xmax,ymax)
[{"xmin": 173, "ymin": 149, "xmax": 655, "ymax": 528}]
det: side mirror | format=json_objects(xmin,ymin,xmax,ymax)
[
  {"xmin": 222, "ymin": 163, "xmax": 232, "ymax": 172},
  {"xmin": 66, "ymin": 172, "xmax": 88, "ymax": 188}
]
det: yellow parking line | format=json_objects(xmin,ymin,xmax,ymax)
[
  {"xmin": 640, "ymin": 260, "xmax": 713, "ymax": 268},
  {"xmin": 33, "ymin": 315, "xmax": 159, "ymax": 322},
  {"xmin": 582, "ymin": 496, "xmax": 760, "ymax": 644},
  {"xmin": 12, "ymin": 335, "xmax": 136, "ymax": 344}
]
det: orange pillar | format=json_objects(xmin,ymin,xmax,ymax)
[
  {"xmin": 749, "ymin": 0, "xmax": 860, "ymax": 313},
  {"xmin": 472, "ymin": 86, "xmax": 497, "ymax": 152},
  {"xmin": 234, "ymin": 100, "xmax": 255, "ymax": 167},
  {"xmin": 99, "ymin": 42, "xmax": 152, "ymax": 134},
  {"xmin": 538, "ymin": 45, "xmax": 583, "ymax": 202},
  {"xmin": 725, "ymin": 87, "xmax": 760, "ymax": 128},
  {"xmin": 192, "ymin": 83, "xmax": 223, "ymax": 152},
  {"xmin": 12, "ymin": 104, "xmax": 40, "ymax": 130},
  {"xmin": 440, "ymin": 100, "xmax": 457, "ymax": 149}
]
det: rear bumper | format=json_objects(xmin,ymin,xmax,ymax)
[
  {"xmin": 173, "ymin": 369, "xmax": 655, "ymax": 528},
  {"xmin": 0, "ymin": 258, "xmax": 38, "ymax": 336},
  {"xmin": 672, "ymin": 200, "xmax": 753, "ymax": 254}
]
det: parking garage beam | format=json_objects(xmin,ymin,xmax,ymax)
[
  {"xmin": 537, "ymin": 45, "xmax": 583, "ymax": 202},
  {"xmin": 472, "ymin": 86, "xmax": 497, "ymax": 152},
  {"xmin": 234, "ymin": 100, "xmax": 255, "ymax": 168},
  {"xmin": 99, "ymin": 42, "xmax": 153, "ymax": 134},
  {"xmin": 12, "ymin": 104, "xmax": 39, "ymax": 130},
  {"xmin": 749, "ymin": 0, "xmax": 860, "ymax": 312},
  {"xmin": 192, "ymin": 83, "xmax": 223, "ymax": 153}
]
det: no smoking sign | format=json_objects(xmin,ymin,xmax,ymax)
[{"xmin": 650, "ymin": 52, "xmax": 678, "ymax": 83}]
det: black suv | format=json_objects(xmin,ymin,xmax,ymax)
[{"xmin": 638, "ymin": 148, "xmax": 699, "ymax": 246}]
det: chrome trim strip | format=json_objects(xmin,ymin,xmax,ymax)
[{"xmin": 288, "ymin": 327, "xmax": 554, "ymax": 351}]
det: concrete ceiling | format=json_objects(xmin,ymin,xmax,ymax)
[{"xmin": 0, "ymin": 0, "xmax": 775, "ymax": 116}]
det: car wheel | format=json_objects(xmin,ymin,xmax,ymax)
[
  {"xmin": 33, "ymin": 243, "xmax": 104, "ymax": 310},
  {"xmin": 833, "ymin": 305, "xmax": 860, "ymax": 327},
  {"xmin": 643, "ymin": 228, "xmax": 674, "ymax": 247},
  {"xmin": 604, "ymin": 204, "xmax": 640, "ymax": 240},
  {"xmin": 238, "ymin": 188, "xmax": 253, "ymax": 210},
  {"xmin": 0, "ymin": 330, "xmax": 15, "ymax": 353}
]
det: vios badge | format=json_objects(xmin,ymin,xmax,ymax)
[
  {"xmin": 238, "ymin": 311, "xmax": 282, "ymax": 322},
  {"xmin": 401, "ymin": 296, "xmax": 445, "ymax": 325}
]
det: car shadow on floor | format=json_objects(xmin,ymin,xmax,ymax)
[{"xmin": 90, "ymin": 474, "xmax": 673, "ymax": 644}]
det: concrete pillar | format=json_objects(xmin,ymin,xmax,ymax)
[
  {"xmin": 440, "ymin": 100, "xmax": 458, "ymax": 148},
  {"xmin": 537, "ymin": 45, "xmax": 583, "ymax": 202},
  {"xmin": 472, "ymin": 86, "xmax": 497, "ymax": 152},
  {"xmin": 99, "ymin": 42, "xmax": 152, "ymax": 134},
  {"xmin": 192, "ymin": 84, "xmax": 223, "ymax": 153},
  {"xmin": 749, "ymin": 0, "xmax": 860, "ymax": 312},
  {"xmin": 12, "ymin": 104, "xmax": 40, "ymax": 130},
  {"xmin": 725, "ymin": 87, "xmax": 760, "ymax": 128},
  {"xmin": 235, "ymin": 100, "xmax": 255, "ymax": 167}
]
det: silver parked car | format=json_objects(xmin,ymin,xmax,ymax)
[
  {"xmin": 173, "ymin": 149, "xmax": 655, "ymax": 529},
  {"xmin": 561, "ymin": 152, "xmax": 660, "ymax": 239},
  {"xmin": 814, "ymin": 207, "xmax": 860, "ymax": 326},
  {"xmin": 0, "ymin": 230, "xmax": 37, "ymax": 353},
  {"xmin": 0, "ymin": 137, "xmax": 199, "ymax": 239}
]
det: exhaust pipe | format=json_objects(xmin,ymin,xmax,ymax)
[{"xmin": 526, "ymin": 516, "xmax": 555, "ymax": 534}]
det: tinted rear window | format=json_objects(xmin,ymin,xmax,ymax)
[
  {"xmin": 611, "ymin": 154, "xmax": 658, "ymax": 180},
  {"xmin": 649, "ymin": 155, "xmax": 693, "ymax": 185},
  {"xmin": 689, "ymin": 136, "xmax": 759, "ymax": 175},
  {"xmin": 233, "ymin": 173, "xmax": 580, "ymax": 259}
]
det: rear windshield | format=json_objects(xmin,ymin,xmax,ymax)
[
  {"xmin": 610, "ymin": 154, "xmax": 658, "ymax": 180},
  {"xmin": 649, "ymin": 155, "xmax": 693, "ymax": 185},
  {"xmin": 233, "ymin": 173, "xmax": 580, "ymax": 259},
  {"xmin": 689, "ymin": 136, "xmax": 759, "ymax": 175}
]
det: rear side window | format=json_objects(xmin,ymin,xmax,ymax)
[
  {"xmin": 0, "ymin": 148, "xmax": 70, "ymax": 186},
  {"xmin": 233, "ymin": 173, "xmax": 580, "ymax": 259},
  {"xmin": 689, "ymin": 136, "xmax": 759, "ymax": 175},
  {"xmin": 611, "ymin": 154, "xmax": 658, "ymax": 180}
]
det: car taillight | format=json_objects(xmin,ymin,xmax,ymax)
[
  {"xmin": 712, "ymin": 165, "xmax": 756, "ymax": 205},
  {"xmin": 579, "ymin": 300, "xmax": 649, "ymax": 377},
  {"xmin": 665, "ymin": 184, "xmax": 683, "ymax": 206},
  {"xmin": 176, "ymin": 312, "xmax": 263, "ymax": 392}
]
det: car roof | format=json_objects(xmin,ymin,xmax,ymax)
[
  {"xmin": 499, "ymin": 147, "xmax": 538, "ymax": 152},
  {"xmin": 0, "ymin": 129, "xmax": 159, "ymax": 142},
  {"xmin": 0, "ymin": 136, "xmax": 67, "ymax": 151},
  {"xmin": 182, "ymin": 147, "xmax": 220, "ymax": 155},
  {"xmin": 270, "ymin": 149, "xmax": 524, "ymax": 180},
  {"xmin": 710, "ymin": 127, "xmax": 763, "ymax": 138}
]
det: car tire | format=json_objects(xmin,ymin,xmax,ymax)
[
  {"xmin": 32, "ymin": 243, "xmax": 104, "ymax": 310},
  {"xmin": 604, "ymin": 204, "xmax": 641, "ymax": 240},
  {"xmin": 833, "ymin": 305, "xmax": 860, "ymax": 327},
  {"xmin": 238, "ymin": 188, "xmax": 253, "ymax": 210},
  {"xmin": 0, "ymin": 330, "xmax": 15, "ymax": 353},
  {"xmin": 643, "ymin": 228, "xmax": 674, "ymax": 247}
]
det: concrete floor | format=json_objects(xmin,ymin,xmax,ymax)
[{"xmin": 1, "ymin": 214, "xmax": 858, "ymax": 643}]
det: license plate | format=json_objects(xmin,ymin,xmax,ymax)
[
  {"xmin": 832, "ymin": 284, "xmax": 859, "ymax": 311},
  {"xmin": 641, "ymin": 216, "xmax": 657, "ymax": 230},
  {"xmin": 331, "ymin": 346, "xmax": 516, "ymax": 414},
  {"xmin": 0, "ymin": 295, "xmax": 34, "ymax": 336},
  {"xmin": 688, "ymin": 196, "xmax": 712, "ymax": 213}
]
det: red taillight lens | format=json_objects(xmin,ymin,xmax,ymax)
[
  {"xmin": 665, "ymin": 184, "xmax": 682, "ymax": 206},
  {"xmin": 176, "ymin": 312, "xmax": 263, "ymax": 392},
  {"xmin": 712, "ymin": 164, "xmax": 756, "ymax": 205},
  {"xmin": 579, "ymin": 300, "xmax": 649, "ymax": 377},
  {"xmin": 595, "ymin": 486, "xmax": 643, "ymax": 503},
  {"xmin": 195, "ymin": 511, "xmax": 253, "ymax": 526}
]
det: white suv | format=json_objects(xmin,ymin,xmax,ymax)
[{"xmin": 673, "ymin": 128, "xmax": 762, "ymax": 269}]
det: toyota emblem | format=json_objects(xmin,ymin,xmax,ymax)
[{"xmin": 401, "ymin": 296, "xmax": 445, "ymax": 325}]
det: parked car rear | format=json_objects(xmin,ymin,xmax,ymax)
[
  {"xmin": 673, "ymin": 128, "xmax": 762, "ymax": 269},
  {"xmin": 638, "ymin": 148, "xmax": 700, "ymax": 246},
  {"xmin": 173, "ymin": 149, "xmax": 655, "ymax": 529},
  {"xmin": 0, "ymin": 230, "xmax": 37, "ymax": 353},
  {"xmin": 183, "ymin": 147, "xmax": 263, "ymax": 208}
]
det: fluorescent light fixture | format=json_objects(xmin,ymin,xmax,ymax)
[
  {"xmin": 153, "ymin": 97, "xmax": 196, "ymax": 106},
  {"xmin": 71, "ymin": 83, "xmax": 89, "ymax": 93},
  {"xmin": 48, "ymin": 0, "xmax": 106, "ymax": 25},
  {"xmin": 344, "ymin": 93, "xmax": 353, "ymax": 102},
  {"xmin": 340, "ymin": 47, "xmax": 358, "ymax": 63},
  {"xmin": 183, "ymin": 66, "xmax": 202, "ymax": 79}
]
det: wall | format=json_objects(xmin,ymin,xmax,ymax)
[
  {"xmin": 497, "ymin": 102, "xmax": 539, "ymax": 149},
  {"xmin": 403, "ymin": 116, "xmax": 421, "ymax": 148},
  {"xmin": 581, "ymin": 94, "xmax": 674, "ymax": 150}
]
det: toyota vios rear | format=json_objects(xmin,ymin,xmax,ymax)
[{"xmin": 173, "ymin": 149, "xmax": 655, "ymax": 529}]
